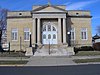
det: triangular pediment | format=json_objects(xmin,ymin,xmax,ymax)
[{"xmin": 33, "ymin": 5, "xmax": 67, "ymax": 13}]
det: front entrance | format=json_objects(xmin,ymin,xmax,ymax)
[{"xmin": 42, "ymin": 22, "xmax": 57, "ymax": 44}]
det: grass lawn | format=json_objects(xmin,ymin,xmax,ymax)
[
  {"xmin": 75, "ymin": 51, "xmax": 100, "ymax": 56},
  {"xmin": 73, "ymin": 58, "xmax": 100, "ymax": 63},
  {"xmin": 0, "ymin": 60, "xmax": 28, "ymax": 65},
  {"xmin": 0, "ymin": 52, "xmax": 30, "ymax": 58}
]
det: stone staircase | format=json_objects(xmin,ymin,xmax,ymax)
[{"xmin": 34, "ymin": 45, "xmax": 75, "ymax": 56}]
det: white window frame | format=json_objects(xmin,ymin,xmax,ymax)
[
  {"xmin": 11, "ymin": 28, "xmax": 18, "ymax": 41},
  {"xmin": 24, "ymin": 28, "xmax": 30, "ymax": 41},
  {"xmin": 81, "ymin": 28, "xmax": 88, "ymax": 40},
  {"xmin": 71, "ymin": 27, "xmax": 75, "ymax": 40}
]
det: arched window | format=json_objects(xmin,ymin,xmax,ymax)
[
  {"xmin": 43, "ymin": 34, "xmax": 46, "ymax": 39},
  {"xmin": 53, "ymin": 34, "xmax": 56, "ymax": 39},
  {"xmin": 43, "ymin": 25, "xmax": 46, "ymax": 31},
  {"xmin": 52, "ymin": 26, "xmax": 56, "ymax": 31},
  {"xmin": 48, "ymin": 25, "xmax": 51, "ymax": 31},
  {"xmin": 48, "ymin": 34, "xmax": 51, "ymax": 39}
]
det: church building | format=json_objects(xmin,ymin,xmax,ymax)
[{"xmin": 7, "ymin": 4, "xmax": 92, "ymax": 55}]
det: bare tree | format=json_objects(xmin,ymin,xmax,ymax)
[
  {"xmin": 0, "ymin": 7, "xmax": 8, "ymax": 44},
  {"xmin": 97, "ymin": 25, "xmax": 100, "ymax": 35}
]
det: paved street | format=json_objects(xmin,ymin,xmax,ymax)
[{"xmin": 0, "ymin": 64, "xmax": 100, "ymax": 75}]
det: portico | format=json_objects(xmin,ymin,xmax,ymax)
[{"xmin": 32, "ymin": 16, "xmax": 67, "ymax": 46}]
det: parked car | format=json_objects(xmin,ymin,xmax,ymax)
[{"xmin": 2, "ymin": 43, "xmax": 9, "ymax": 51}]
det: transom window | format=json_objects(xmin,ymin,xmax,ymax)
[
  {"xmin": 43, "ymin": 25, "xmax": 56, "ymax": 32},
  {"xmin": 11, "ymin": 28, "xmax": 18, "ymax": 41},
  {"xmin": 53, "ymin": 27, "xmax": 56, "ymax": 31},
  {"xmin": 24, "ymin": 28, "xmax": 30, "ymax": 41},
  {"xmin": 48, "ymin": 25, "xmax": 51, "ymax": 31},
  {"xmin": 43, "ymin": 25, "xmax": 46, "ymax": 31}
]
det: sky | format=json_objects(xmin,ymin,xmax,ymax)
[{"xmin": 0, "ymin": 0, "xmax": 100, "ymax": 36}]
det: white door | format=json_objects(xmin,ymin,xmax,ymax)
[{"xmin": 42, "ymin": 24, "xmax": 57, "ymax": 44}]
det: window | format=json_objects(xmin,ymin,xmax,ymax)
[
  {"xmin": 81, "ymin": 28, "xmax": 87, "ymax": 40},
  {"xmin": 11, "ymin": 28, "xmax": 18, "ymax": 41},
  {"xmin": 53, "ymin": 34, "xmax": 56, "ymax": 39},
  {"xmin": 43, "ymin": 25, "xmax": 46, "ymax": 31},
  {"xmin": 76, "ymin": 13, "xmax": 79, "ymax": 16},
  {"xmin": 24, "ymin": 28, "xmax": 30, "ymax": 41},
  {"xmin": 43, "ymin": 34, "xmax": 46, "ymax": 39},
  {"xmin": 48, "ymin": 25, "xmax": 51, "ymax": 31},
  {"xmin": 48, "ymin": 34, "xmax": 51, "ymax": 39},
  {"xmin": 19, "ymin": 13, "xmax": 22, "ymax": 16},
  {"xmin": 71, "ymin": 28, "xmax": 75, "ymax": 40},
  {"xmin": 53, "ymin": 26, "xmax": 56, "ymax": 31}
]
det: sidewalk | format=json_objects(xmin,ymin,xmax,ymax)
[
  {"xmin": 26, "ymin": 56, "xmax": 77, "ymax": 66},
  {"xmin": 26, "ymin": 55, "xmax": 100, "ymax": 66}
]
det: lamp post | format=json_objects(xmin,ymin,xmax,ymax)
[
  {"xmin": 67, "ymin": 31, "xmax": 71, "ymax": 46},
  {"xmin": 49, "ymin": 39, "xmax": 50, "ymax": 55},
  {"xmin": 29, "ymin": 32, "xmax": 32, "ymax": 47},
  {"xmin": 0, "ymin": 29, "xmax": 3, "ymax": 52},
  {"xmin": 20, "ymin": 36, "xmax": 22, "ymax": 50}
]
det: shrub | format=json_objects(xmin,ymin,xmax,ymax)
[
  {"xmin": 74, "ymin": 46, "xmax": 94, "ymax": 54},
  {"xmin": 74, "ymin": 47, "xmax": 80, "ymax": 54},
  {"xmin": 80, "ymin": 46, "xmax": 94, "ymax": 51},
  {"xmin": 93, "ymin": 42, "xmax": 100, "ymax": 51}
]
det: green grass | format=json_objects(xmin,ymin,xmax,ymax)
[
  {"xmin": 0, "ymin": 60, "xmax": 28, "ymax": 65},
  {"xmin": 75, "ymin": 51, "xmax": 100, "ymax": 56},
  {"xmin": 0, "ymin": 52, "xmax": 30, "ymax": 58},
  {"xmin": 73, "ymin": 58, "xmax": 100, "ymax": 63}
]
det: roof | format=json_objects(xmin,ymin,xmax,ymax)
[
  {"xmin": 32, "ymin": 5, "xmax": 67, "ymax": 13},
  {"xmin": 93, "ymin": 34, "xmax": 100, "ymax": 39}
]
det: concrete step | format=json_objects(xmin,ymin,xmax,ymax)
[{"xmin": 34, "ymin": 45, "xmax": 75, "ymax": 56}]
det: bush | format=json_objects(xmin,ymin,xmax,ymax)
[
  {"xmin": 16, "ymin": 50, "xmax": 26, "ymax": 53},
  {"xmin": 93, "ymin": 42, "xmax": 100, "ymax": 51},
  {"xmin": 74, "ymin": 47, "xmax": 79, "ymax": 54},
  {"xmin": 74, "ymin": 46, "xmax": 94, "ymax": 54},
  {"xmin": 80, "ymin": 46, "xmax": 94, "ymax": 51}
]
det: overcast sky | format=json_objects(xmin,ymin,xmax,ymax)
[{"xmin": 0, "ymin": 0, "xmax": 100, "ymax": 36}]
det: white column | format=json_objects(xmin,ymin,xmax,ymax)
[
  {"xmin": 63, "ymin": 18, "xmax": 66, "ymax": 44},
  {"xmin": 32, "ymin": 18, "xmax": 36, "ymax": 45},
  {"xmin": 37, "ymin": 18, "xmax": 41, "ymax": 44},
  {"xmin": 58, "ymin": 18, "xmax": 62, "ymax": 44}
]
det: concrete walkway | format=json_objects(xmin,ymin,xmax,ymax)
[
  {"xmin": 26, "ymin": 56, "xmax": 77, "ymax": 66},
  {"xmin": 26, "ymin": 55, "xmax": 100, "ymax": 66}
]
